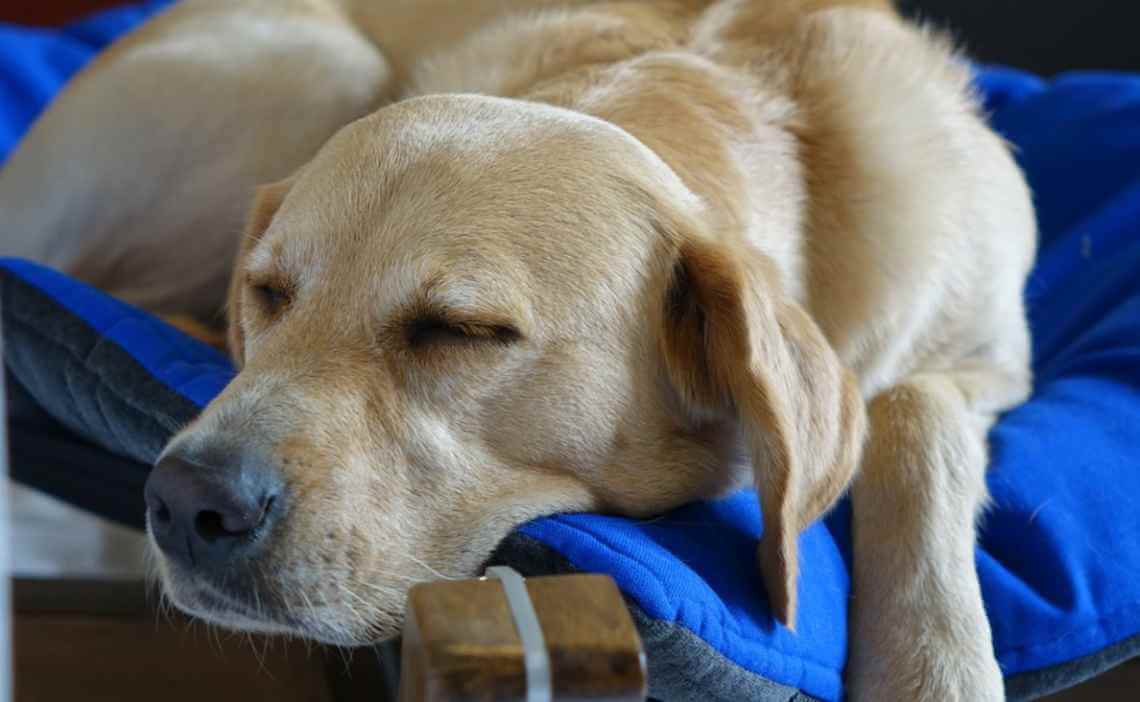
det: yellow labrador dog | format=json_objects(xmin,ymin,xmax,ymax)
[{"xmin": 0, "ymin": 0, "xmax": 1035, "ymax": 698}]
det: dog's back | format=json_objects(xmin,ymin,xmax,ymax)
[{"xmin": 395, "ymin": 0, "xmax": 1032, "ymax": 397}]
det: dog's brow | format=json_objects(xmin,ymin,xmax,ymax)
[
  {"xmin": 243, "ymin": 245, "xmax": 287, "ymax": 282},
  {"xmin": 245, "ymin": 243, "xmax": 274, "ymax": 272},
  {"xmin": 245, "ymin": 233, "xmax": 322, "ymax": 291},
  {"xmin": 412, "ymin": 274, "xmax": 533, "ymax": 334}
]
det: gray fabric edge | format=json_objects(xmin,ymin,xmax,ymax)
[
  {"xmin": 1006, "ymin": 632, "xmax": 1140, "ymax": 701},
  {"xmin": 634, "ymin": 610, "xmax": 821, "ymax": 702},
  {"xmin": 2, "ymin": 271, "xmax": 201, "ymax": 465},
  {"xmin": 1, "ymin": 270, "xmax": 202, "ymax": 528}
]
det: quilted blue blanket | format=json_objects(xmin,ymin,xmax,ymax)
[{"xmin": 3, "ymin": 4, "xmax": 1139, "ymax": 701}]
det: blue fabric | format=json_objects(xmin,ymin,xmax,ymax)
[
  {"xmin": 3, "ymin": 5, "xmax": 1140, "ymax": 701},
  {"xmin": 0, "ymin": 1, "xmax": 175, "ymax": 161}
]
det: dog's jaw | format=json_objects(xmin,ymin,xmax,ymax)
[{"xmin": 148, "ymin": 535, "xmax": 405, "ymax": 646}]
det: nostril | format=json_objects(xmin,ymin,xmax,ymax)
[
  {"xmin": 260, "ymin": 494, "xmax": 277, "ymax": 526},
  {"xmin": 194, "ymin": 508, "xmax": 246, "ymax": 544},
  {"xmin": 153, "ymin": 499, "xmax": 172, "ymax": 526},
  {"xmin": 194, "ymin": 510, "xmax": 232, "ymax": 543},
  {"xmin": 192, "ymin": 493, "xmax": 278, "ymax": 544}
]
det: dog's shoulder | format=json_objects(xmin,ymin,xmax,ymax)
[{"xmin": 401, "ymin": 1, "xmax": 703, "ymax": 99}]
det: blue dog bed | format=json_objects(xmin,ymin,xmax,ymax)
[{"xmin": 4, "ymin": 4, "xmax": 1140, "ymax": 701}]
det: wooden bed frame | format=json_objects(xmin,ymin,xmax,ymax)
[
  {"xmin": 1, "ymin": 0, "xmax": 127, "ymax": 26},
  {"xmin": 12, "ymin": 573, "xmax": 647, "ymax": 701}
]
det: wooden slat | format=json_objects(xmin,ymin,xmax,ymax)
[
  {"xmin": 13, "ymin": 577, "xmax": 148, "ymax": 615},
  {"xmin": 400, "ymin": 573, "xmax": 646, "ymax": 701}
]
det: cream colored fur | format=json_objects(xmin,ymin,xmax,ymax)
[{"xmin": 0, "ymin": 1, "xmax": 1035, "ymax": 699}]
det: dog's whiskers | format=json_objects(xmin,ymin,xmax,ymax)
[
  {"xmin": 402, "ymin": 553, "xmax": 459, "ymax": 581},
  {"xmin": 314, "ymin": 566, "xmax": 423, "ymax": 586},
  {"xmin": 337, "ymin": 581, "xmax": 381, "ymax": 626},
  {"xmin": 295, "ymin": 582, "xmax": 319, "ymax": 623},
  {"xmin": 250, "ymin": 577, "xmax": 265, "ymax": 622}
]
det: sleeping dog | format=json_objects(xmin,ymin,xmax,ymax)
[{"xmin": 0, "ymin": 1, "xmax": 1035, "ymax": 698}]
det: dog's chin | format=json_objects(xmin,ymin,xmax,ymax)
[
  {"xmin": 157, "ymin": 564, "xmax": 294, "ymax": 631},
  {"xmin": 167, "ymin": 580, "xmax": 298, "ymax": 636},
  {"xmin": 158, "ymin": 566, "xmax": 390, "ymax": 646}
]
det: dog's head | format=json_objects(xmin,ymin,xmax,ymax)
[{"xmin": 145, "ymin": 94, "xmax": 862, "ymax": 643}]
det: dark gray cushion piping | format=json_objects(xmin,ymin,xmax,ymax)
[{"xmin": 1006, "ymin": 631, "xmax": 1140, "ymax": 701}]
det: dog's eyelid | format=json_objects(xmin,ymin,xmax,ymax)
[
  {"xmin": 404, "ymin": 311, "xmax": 522, "ymax": 348},
  {"xmin": 245, "ymin": 273, "xmax": 293, "ymax": 313}
]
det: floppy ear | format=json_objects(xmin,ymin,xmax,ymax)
[
  {"xmin": 659, "ymin": 235, "xmax": 866, "ymax": 629},
  {"xmin": 227, "ymin": 179, "xmax": 292, "ymax": 365}
]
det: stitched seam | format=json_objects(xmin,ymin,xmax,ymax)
[
  {"xmin": 7, "ymin": 312, "xmax": 191, "ymax": 436},
  {"xmin": 4, "ymin": 263, "xmax": 230, "ymax": 404}
]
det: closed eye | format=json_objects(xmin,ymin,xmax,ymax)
[
  {"xmin": 406, "ymin": 315, "xmax": 521, "ymax": 348},
  {"xmin": 250, "ymin": 281, "xmax": 291, "ymax": 315}
]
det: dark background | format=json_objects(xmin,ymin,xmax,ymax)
[
  {"xmin": 897, "ymin": 0, "xmax": 1140, "ymax": 75},
  {"xmin": 3, "ymin": 1, "xmax": 1140, "ymax": 75}
]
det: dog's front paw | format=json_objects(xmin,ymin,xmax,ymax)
[{"xmin": 847, "ymin": 616, "xmax": 1004, "ymax": 702}]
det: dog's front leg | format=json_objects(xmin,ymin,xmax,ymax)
[{"xmin": 847, "ymin": 371, "xmax": 1008, "ymax": 701}]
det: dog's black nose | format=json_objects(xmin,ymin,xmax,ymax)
[{"xmin": 144, "ymin": 450, "xmax": 283, "ymax": 572}]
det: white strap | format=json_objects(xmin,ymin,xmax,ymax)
[{"xmin": 485, "ymin": 566, "xmax": 552, "ymax": 702}]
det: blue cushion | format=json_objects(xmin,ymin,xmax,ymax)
[
  {"xmin": 3, "ymin": 4, "xmax": 1140, "ymax": 700},
  {"xmin": 0, "ymin": 1, "xmax": 176, "ymax": 160}
]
